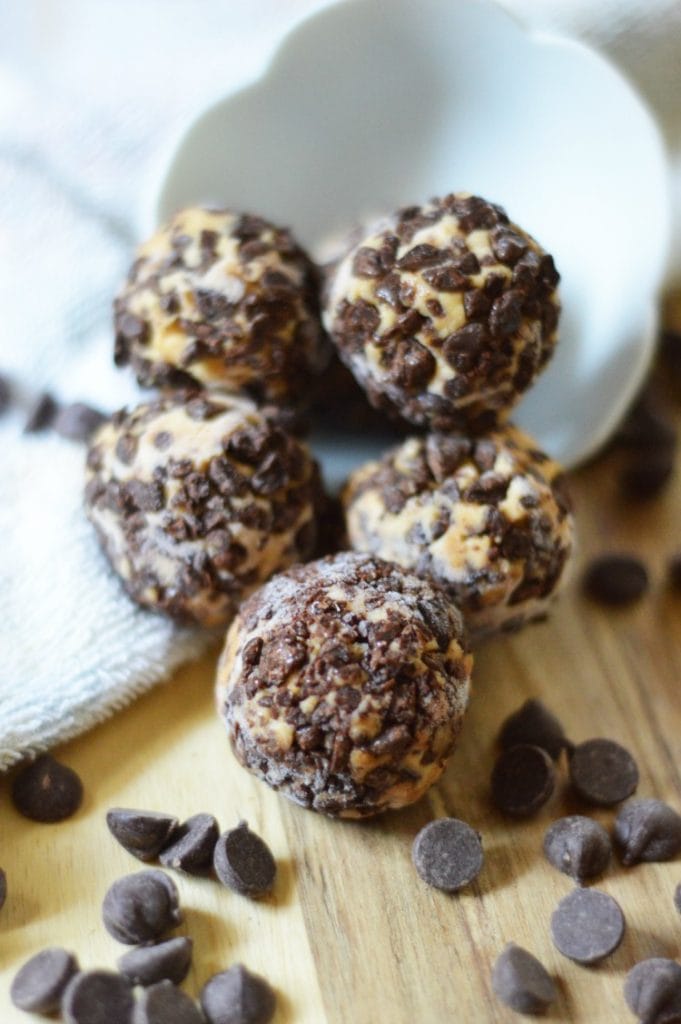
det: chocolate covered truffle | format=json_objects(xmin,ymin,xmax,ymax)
[
  {"xmin": 85, "ymin": 392, "xmax": 321, "ymax": 626},
  {"xmin": 216, "ymin": 552, "xmax": 472, "ymax": 817},
  {"xmin": 323, "ymin": 193, "xmax": 560, "ymax": 431},
  {"xmin": 342, "ymin": 425, "xmax": 574, "ymax": 640},
  {"xmin": 114, "ymin": 207, "xmax": 328, "ymax": 404}
]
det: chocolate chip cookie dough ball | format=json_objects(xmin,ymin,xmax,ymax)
[
  {"xmin": 323, "ymin": 193, "xmax": 560, "ymax": 431},
  {"xmin": 216, "ymin": 552, "xmax": 472, "ymax": 818},
  {"xmin": 114, "ymin": 207, "xmax": 328, "ymax": 404},
  {"xmin": 342, "ymin": 426, "xmax": 574, "ymax": 640},
  {"xmin": 85, "ymin": 392, "xmax": 321, "ymax": 627}
]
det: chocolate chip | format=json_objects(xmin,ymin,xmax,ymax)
[
  {"xmin": 12, "ymin": 754, "xmax": 83, "ymax": 822},
  {"xmin": 583, "ymin": 554, "xmax": 649, "ymax": 605},
  {"xmin": 0, "ymin": 867, "xmax": 6, "ymax": 910},
  {"xmin": 491, "ymin": 230, "xmax": 527, "ymax": 266},
  {"xmin": 10, "ymin": 948, "xmax": 79, "ymax": 1013},
  {"xmin": 24, "ymin": 391, "xmax": 58, "ymax": 433},
  {"xmin": 498, "ymin": 699, "xmax": 567, "ymax": 761},
  {"xmin": 106, "ymin": 808, "xmax": 179, "ymax": 862},
  {"xmin": 0, "ymin": 373, "xmax": 11, "ymax": 414},
  {"xmin": 543, "ymin": 815, "xmax": 612, "ymax": 882},
  {"xmin": 620, "ymin": 451, "xmax": 674, "ymax": 500},
  {"xmin": 388, "ymin": 339, "xmax": 436, "ymax": 391},
  {"xmin": 421, "ymin": 266, "xmax": 468, "ymax": 291},
  {"xmin": 133, "ymin": 980, "xmax": 203, "ymax": 1024},
  {"xmin": 489, "ymin": 290, "xmax": 524, "ymax": 336},
  {"xmin": 213, "ymin": 822, "xmax": 276, "ymax": 898},
  {"xmin": 411, "ymin": 818, "xmax": 483, "ymax": 892},
  {"xmin": 623, "ymin": 958, "xmax": 681, "ymax": 1023},
  {"xmin": 396, "ymin": 244, "xmax": 444, "ymax": 270},
  {"xmin": 200, "ymin": 964, "xmax": 276, "ymax": 1024},
  {"xmin": 102, "ymin": 870, "xmax": 182, "ymax": 944},
  {"xmin": 62, "ymin": 970, "xmax": 134, "ymax": 1024},
  {"xmin": 614, "ymin": 799, "xmax": 681, "ymax": 865},
  {"xmin": 160, "ymin": 813, "xmax": 219, "ymax": 874},
  {"xmin": 491, "ymin": 944, "xmax": 556, "ymax": 1015},
  {"xmin": 491, "ymin": 745, "xmax": 556, "ymax": 818},
  {"xmin": 118, "ymin": 937, "xmax": 193, "ymax": 987},
  {"xmin": 54, "ymin": 402, "xmax": 107, "ymax": 442},
  {"xmin": 352, "ymin": 247, "xmax": 384, "ymax": 278},
  {"xmin": 550, "ymin": 888, "xmax": 625, "ymax": 964},
  {"xmin": 569, "ymin": 738, "xmax": 639, "ymax": 807}
]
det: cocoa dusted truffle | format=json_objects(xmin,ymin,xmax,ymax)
[
  {"xmin": 114, "ymin": 207, "xmax": 328, "ymax": 404},
  {"xmin": 216, "ymin": 552, "xmax": 472, "ymax": 817},
  {"xmin": 323, "ymin": 193, "xmax": 560, "ymax": 431},
  {"xmin": 342, "ymin": 425, "xmax": 574, "ymax": 640},
  {"xmin": 85, "ymin": 392, "xmax": 321, "ymax": 627}
]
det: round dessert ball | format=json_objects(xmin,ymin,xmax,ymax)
[
  {"xmin": 85, "ymin": 392, "xmax": 321, "ymax": 627},
  {"xmin": 114, "ymin": 207, "xmax": 328, "ymax": 404},
  {"xmin": 342, "ymin": 426, "xmax": 574, "ymax": 640},
  {"xmin": 216, "ymin": 552, "xmax": 472, "ymax": 817},
  {"xmin": 323, "ymin": 193, "xmax": 560, "ymax": 431}
]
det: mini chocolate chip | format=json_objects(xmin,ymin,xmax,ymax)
[
  {"xmin": 491, "ymin": 745, "xmax": 555, "ymax": 818},
  {"xmin": 24, "ymin": 391, "xmax": 58, "ymax": 433},
  {"xmin": 489, "ymin": 290, "xmax": 524, "ymax": 336},
  {"xmin": 62, "ymin": 970, "xmax": 134, "ymax": 1024},
  {"xmin": 102, "ymin": 869, "xmax": 181, "ymax": 944},
  {"xmin": 200, "ymin": 964, "xmax": 276, "ymax": 1024},
  {"xmin": 396, "ymin": 243, "xmax": 443, "ymax": 270},
  {"xmin": 569, "ymin": 738, "xmax": 639, "ymax": 807},
  {"xmin": 620, "ymin": 451, "xmax": 674, "ymax": 500},
  {"xmin": 411, "ymin": 818, "xmax": 483, "ymax": 892},
  {"xmin": 118, "ymin": 312, "xmax": 150, "ymax": 344},
  {"xmin": 624, "ymin": 958, "xmax": 681, "ymax": 1023},
  {"xmin": 133, "ymin": 980, "xmax": 203, "ymax": 1024},
  {"xmin": 668, "ymin": 554, "xmax": 681, "ymax": 590},
  {"xmin": 550, "ymin": 888, "xmax": 625, "ymax": 964},
  {"xmin": 421, "ymin": 266, "xmax": 468, "ymax": 291},
  {"xmin": 213, "ymin": 822, "xmax": 276, "ymax": 897},
  {"xmin": 0, "ymin": 867, "xmax": 6, "ymax": 910},
  {"xmin": 160, "ymin": 813, "xmax": 219, "ymax": 874},
  {"xmin": 352, "ymin": 247, "xmax": 384, "ymax": 278},
  {"xmin": 54, "ymin": 402, "xmax": 107, "ymax": 442},
  {"xmin": 543, "ymin": 816, "xmax": 612, "ymax": 882},
  {"xmin": 614, "ymin": 799, "xmax": 681, "ymax": 865},
  {"xmin": 583, "ymin": 554, "xmax": 649, "ymax": 605},
  {"xmin": 10, "ymin": 948, "xmax": 79, "ymax": 1013},
  {"xmin": 118, "ymin": 937, "xmax": 193, "ymax": 987},
  {"xmin": 12, "ymin": 754, "xmax": 83, "ymax": 822},
  {"xmin": 106, "ymin": 808, "xmax": 179, "ymax": 862},
  {"xmin": 0, "ymin": 373, "xmax": 11, "ymax": 414},
  {"xmin": 498, "ymin": 699, "xmax": 567, "ymax": 761},
  {"xmin": 491, "ymin": 230, "xmax": 527, "ymax": 266},
  {"xmin": 491, "ymin": 944, "xmax": 556, "ymax": 1015}
]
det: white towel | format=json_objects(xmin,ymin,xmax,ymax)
[{"xmin": 1, "ymin": 0, "xmax": 678, "ymax": 768}]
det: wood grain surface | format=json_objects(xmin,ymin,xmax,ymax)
[{"xmin": 2, "ymin": 330, "xmax": 681, "ymax": 1023}]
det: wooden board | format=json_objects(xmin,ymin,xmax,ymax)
[{"xmin": 2, "ymin": 351, "xmax": 681, "ymax": 1023}]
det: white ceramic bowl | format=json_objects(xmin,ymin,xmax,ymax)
[{"xmin": 154, "ymin": 0, "xmax": 670, "ymax": 485}]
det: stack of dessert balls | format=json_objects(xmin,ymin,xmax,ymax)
[{"xmin": 85, "ymin": 196, "xmax": 574, "ymax": 818}]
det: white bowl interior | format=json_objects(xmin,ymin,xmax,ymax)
[{"xmin": 156, "ymin": 0, "xmax": 670, "ymax": 473}]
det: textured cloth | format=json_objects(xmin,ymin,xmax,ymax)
[{"xmin": 0, "ymin": 0, "xmax": 678, "ymax": 768}]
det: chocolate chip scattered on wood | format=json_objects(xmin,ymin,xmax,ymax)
[
  {"xmin": 623, "ymin": 958, "xmax": 681, "ymax": 1024},
  {"xmin": 543, "ymin": 815, "xmax": 611, "ymax": 883},
  {"xmin": 569, "ymin": 738, "xmax": 639, "ymax": 807},
  {"xmin": 200, "ymin": 964, "xmax": 276, "ymax": 1024},
  {"xmin": 118, "ymin": 936, "xmax": 193, "ymax": 987},
  {"xmin": 10, "ymin": 947, "xmax": 79, "ymax": 1014},
  {"xmin": 160, "ymin": 813, "xmax": 219, "ymax": 874},
  {"xmin": 53, "ymin": 401, "xmax": 107, "ymax": 442},
  {"xmin": 550, "ymin": 888, "xmax": 625, "ymax": 965},
  {"xmin": 24, "ymin": 391, "xmax": 58, "ymax": 433},
  {"xmin": 213, "ymin": 822, "xmax": 276, "ymax": 898},
  {"xmin": 106, "ymin": 808, "xmax": 179, "ymax": 862},
  {"xmin": 614, "ymin": 798, "xmax": 681, "ymax": 865},
  {"xmin": 583, "ymin": 554, "xmax": 649, "ymax": 606},
  {"xmin": 491, "ymin": 744, "xmax": 556, "ymax": 818},
  {"xmin": 497, "ymin": 699, "xmax": 567, "ymax": 760},
  {"xmin": 133, "ymin": 979, "xmax": 204, "ymax": 1024},
  {"xmin": 12, "ymin": 754, "xmax": 83, "ymax": 823},
  {"xmin": 62, "ymin": 970, "xmax": 134, "ymax": 1024},
  {"xmin": 491, "ymin": 943, "xmax": 557, "ymax": 1015},
  {"xmin": 102, "ymin": 870, "xmax": 182, "ymax": 944},
  {"xmin": 412, "ymin": 818, "xmax": 484, "ymax": 892}
]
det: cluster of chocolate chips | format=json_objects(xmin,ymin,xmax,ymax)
[
  {"xmin": 7, "ymin": 758, "xmax": 278, "ymax": 1023},
  {"xmin": 489, "ymin": 699, "xmax": 681, "ymax": 1016}
]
